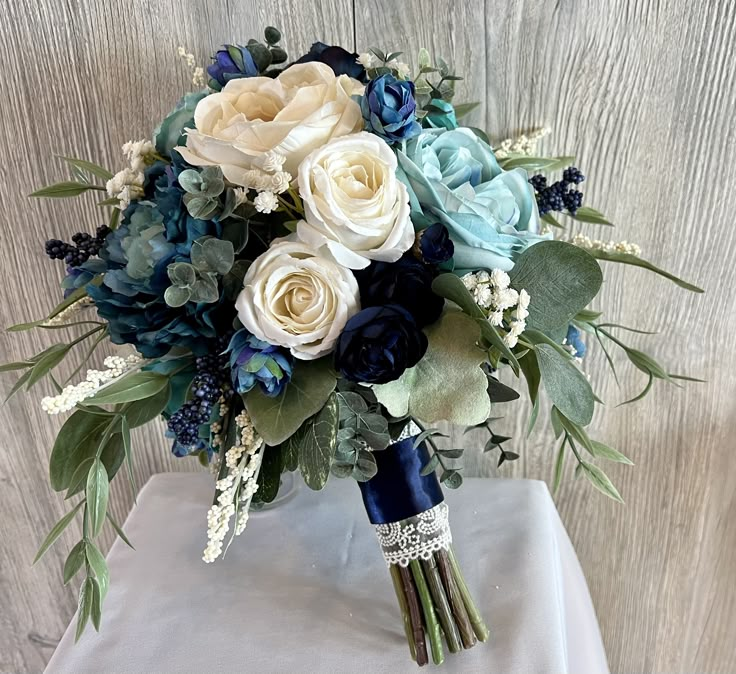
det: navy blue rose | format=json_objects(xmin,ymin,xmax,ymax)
[
  {"xmin": 354, "ymin": 255, "xmax": 444, "ymax": 328},
  {"xmin": 207, "ymin": 45, "xmax": 259, "ymax": 91},
  {"xmin": 414, "ymin": 223, "xmax": 454, "ymax": 265},
  {"xmin": 361, "ymin": 74, "xmax": 421, "ymax": 144},
  {"xmin": 293, "ymin": 42, "xmax": 366, "ymax": 81},
  {"xmin": 227, "ymin": 329, "xmax": 292, "ymax": 397},
  {"xmin": 565, "ymin": 325, "xmax": 586, "ymax": 358},
  {"xmin": 335, "ymin": 305, "xmax": 428, "ymax": 384}
]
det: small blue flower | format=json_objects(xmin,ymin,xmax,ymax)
[
  {"xmin": 565, "ymin": 325, "xmax": 586, "ymax": 358},
  {"xmin": 207, "ymin": 45, "xmax": 259, "ymax": 91},
  {"xmin": 293, "ymin": 42, "xmax": 366, "ymax": 81},
  {"xmin": 415, "ymin": 223, "xmax": 454, "ymax": 265},
  {"xmin": 361, "ymin": 74, "xmax": 421, "ymax": 144},
  {"xmin": 227, "ymin": 329, "xmax": 293, "ymax": 397}
]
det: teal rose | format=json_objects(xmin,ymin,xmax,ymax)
[
  {"xmin": 396, "ymin": 128, "xmax": 550, "ymax": 272},
  {"xmin": 423, "ymin": 99, "xmax": 458, "ymax": 130}
]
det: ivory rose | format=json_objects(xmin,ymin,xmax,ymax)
[
  {"xmin": 235, "ymin": 237, "xmax": 360, "ymax": 360},
  {"xmin": 176, "ymin": 62, "xmax": 364, "ymax": 181},
  {"xmin": 296, "ymin": 132, "xmax": 414, "ymax": 269}
]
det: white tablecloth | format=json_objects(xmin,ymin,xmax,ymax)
[{"xmin": 45, "ymin": 473, "xmax": 608, "ymax": 674}]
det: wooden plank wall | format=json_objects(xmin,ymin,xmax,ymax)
[{"xmin": 0, "ymin": 1, "xmax": 734, "ymax": 671}]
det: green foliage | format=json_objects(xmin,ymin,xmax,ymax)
[
  {"xmin": 86, "ymin": 460, "xmax": 109, "ymax": 538},
  {"xmin": 191, "ymin": 236, "xmax": 234, "ymax": 275},
  {"xmin": 570, "ymin": 206, "xmax": 613, "ymax": 226},
  {"xmin": 63, "ymin": 540, "xmax": 86, "ymax": 584},
  {"xmin": 498, "ymin": 155, "xmax": 575, "ymax": 172},
  {"xmin": 373, "ymin": 311, "xmax": 491, "ymax": 425},
  {"xmin": 589, "ymin": 249, "xmax": 703, "ymax": 293},
  {"xmin": 297, "ymin": 394, "xmax": 339, "ymax": 490},
  {"xmin": 57, "ymin": 156, "xmax": 113, "ymax": 182},
  {"xmin": 534, "ymin": 343, "xmax": 595, "ymax": 426},
  {"xmin": 75, "ymin": 577, "xmax": 94, "ymax": 642},
  {"xmin": 508, "ymin": 240, "xmax": 603, "ymax": 332},
  {"xmin": 33, "ymin": 501, "xmax": 84, "ymax": 564},
  {"xmin": 245, "ymin": 358, "xmax": 337, "ymax": 445},
  {"xmin": 431, "ymin": 274, "xmax": 520, "ymax": 374},
  {"xmin": 252, "ymin": 445, "xmax": 284, "ymax": 503},
  {"xmin": 82, "ymin": 371, "xmax": 169, "ymax": 406},
  {"xmin": 164, "ymin": 237, "xmax": 234, "ymax": 307},
  {"xmin": 30, "ymin": 181, "xmax": 106, "ymax": 198}
]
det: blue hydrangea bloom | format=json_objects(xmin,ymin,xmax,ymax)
[
  {"xmin": 361, "ymin": 74, "xmax": 421, "ymax": 144},
  {"xmin": 88, "ymin": 200, "xmax": 228, "ymax": 357},
  {"xmin": 566, "ymin": 325, "xmax": 586, "ymax": 358},
  {"xmin": 227, "ymin": 330, "xmax": 293, "ymax": 397},
  {"xmin": 207, "ymin": 45, "xmax": 259, "ymax": 91}
]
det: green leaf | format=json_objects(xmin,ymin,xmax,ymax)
[
  {"xmin": 183, "ymin": 194, "xmax": 220, "ymax": 219},
  {"xmin": 352, "ymin": 449, "xmax": 378, "ymax": 482},
  {"xmin": 63, "ymin": 540, "xmax": 87, "ymax": 584},
  {"xmin": 590, "ymin": 440, "xmax": 634, "ymax": 465},
  {"xmin": 5, "ymin": 368, "xmax": 32, "ymax": 403},
  {"xmin": 298, "ymin": 394, "xmax": 339, "ymax": 490},
  {"xmin": 264, "ymin": 26, "xmax": 281, "ymax": 44},
  {"xmin": 47, "ymin": 285, "xmax": 90, "ymax": 321},
  {"xmin": 431, "ymin": 273, "xmax": 519, "ymax": 373},
  {"xmin": 57, "ymin": 156, "xmax": 113, "ymax": 181},
  {"xmin": 167, "ymin": 262, "xmax": 197, "ymax": 287},
  {"xmin": 86, "ymin": 460, "xmax": 109, "ymax": 538},
  {"xmin": 75, "ymin": 577, "xmax": 94, "ymax": 642},
  {"xmin": 555, "ymin": 409, "xmax": 596, "ymax": 454},
  {"xmin": 570, "ymin": 206, "xmax": 612, "ymax": 226},
  {"xmin": 441, "ymin": 470, "xmax": 463, "ymax": 489},
  {"xmin": 535, "ymin": 344, "xmax": 595, "ymax": 426},
  {"xmin": 191, "ymin": 236, "xmax": 234, "ymax": 274},
  {"xmin": 164, "ymin": 285, "xmax": 192, "ymax": 307},
  {"xmin": 120, "ymin": 416, "xmax": 136, "ymax": 499},
  {"xmin": 123, "ymin": 382, "xmax": 170, "ymax": 427},
  {"xmin": 541, "ymin": 213, "xmax": 564, "ymax": 229},
  {"xmin": 0, "ymin": 361, "xmax": 33, "ymax": 372},
  {"xmin": 500, "ymin": 155, "xmax": 575, "ymax": 172},
  {"xmin": 373, "ymin": 311, "xmax": 491, "ymax": 425},
  {"xmin": 246, "ymin": 358, "xmax": 337, "ymax": 446},
  {"xmin": 90, "ymin": 578, "xmax": 102, "ymax": 632},
  {"xmin": 282, "ymin": 429, "xmax": 302, "ymax": 472},
  {"xmin": 487, "ymin": 376, "xmax": 520, "ymax": 403},
  {"xmin": 85, "ymin": 540, "xmax": 109, "ymax": 599},
  {"xmin": 588, "ymin": 249, "xmax": 703, "ymax": 293},
  {"xmin": 509, "ymin": 241, "xmax": 603, "ymax": 331},
  {"xmin": 552, "ymin": 437, "xmax": 566, "ymax": 495},
  {"xmin": 420, "ymin": 453, "xmax": 441, "ymax": 476},
  {"xmin": 581, "ymin": 462, "xmax": 624, "ymax": 503},
  {"xmin": 189, "ymin": 273, "xmax": 220, "ymax": 303},
  {"xmin": 30, "ymin": 181, "xmax": 105, "ymax": 198},
  {"xmin": 33, "ymin": 501, "xmax": 84, "ymax": 564},
  {"xmin": 26, "ymin": 343, "xmax": 72, "ymax": 389},
  {"xmin": 253, "ymin": 445, "xmax": 284, "ymax": 503},
  {"xmin": 106, "ymin": 512, "xmax": 134, "ymax": 549},
  {"xmin": 452, "ymin": 102, "xmax": 480, "ymax": 119},
  {"xmin": 83, "ymin": 372, "xmax": 168, "ymax": 406},
  {"xmin": 50, "ymin": 411, "xmax": 114, "ymax": 490}
]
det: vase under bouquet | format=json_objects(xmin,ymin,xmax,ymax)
[{"xmin": 6, "ymin": 25, "xmax": 701, "ymax": 667}]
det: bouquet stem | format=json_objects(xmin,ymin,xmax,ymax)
[{"xmin": 447, "ymin": 547, "xmax": 489, "ymax": 642}]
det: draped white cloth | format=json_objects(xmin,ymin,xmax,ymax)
[{"xmin": 46, "ymin": 473, "xmax": 609, "ymax": 674}]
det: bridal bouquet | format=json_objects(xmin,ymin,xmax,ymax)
[{"xmin": 5, "ymin": 27, "xmax": 701, "ymax": 666}]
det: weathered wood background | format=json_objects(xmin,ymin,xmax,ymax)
[{"xmin": 0, "ymin": 1, "xmax": 734, "ymax": 671}]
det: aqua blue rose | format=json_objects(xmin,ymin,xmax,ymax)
[
  {"xmin": 396, "ymin": 128, "xmax": 550, "ymax": 272},
  {"xmin": 423, "ymin": 99, "xmax": 458, "ymax": 130}
]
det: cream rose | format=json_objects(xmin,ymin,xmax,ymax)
[
  {"xmin": 235, "ymin": 237, "xmax": 360, "ymax": 360},
  {"xmin": 175, "ymin": 62, "xmax": 364, "ymax": 182},
  {"xmin": 296, "ymin": 132, "xmax": 414, "ymax": 269}
]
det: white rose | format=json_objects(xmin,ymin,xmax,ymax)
[
  {"xmin": 296, "ymin": 132, "xmax": 414, "ymax": 269},
  {"xmin": 235, "ymin": 237, "xmax": 360, "ymax": 360},
  {"xmin": 175, "ymin": 62, "xmax": 364, "ymax": 182}
]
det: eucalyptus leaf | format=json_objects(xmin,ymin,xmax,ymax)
[
  {"xmin": 352, "ymin": 449, "xmax": 378, "ymax": 482},
  {"xmin": 189, "ymin": 273, "xmax": 220, "ymax": 303},
  {"xmin": 298, "ymin": 394, "xmax": 339, "ymax": 490},
  {"xmin": 535, "ymin": 344, "xmax": 595, "ymax": 426},
  {"xmin": 509, "ymin": 241, "xmax": 603, "ymax": 331},
  {"xmin": 164, "ymin": 284, "xmax": 191, "ymax": 308},
  {"xmin": 420, "ymin": 453, "xmax": 441, "ymax": 476},
  {"xmin": 167, "ymin": 262, "xmax": 196, "ymax": 287},
  {"xmin": 245, "ymin": 358, "xmax": 337, "ymax": 446},
  {"xmin": 83, "ymin": 372, "xmax": 168, "ymax": 406},
  {"xmin": 33, "ymin": 501, "xmax": 84, "ymax": 564},
  {"xmin": 86, "ymin": 460, "xmax": 109, "ymax": 538}
]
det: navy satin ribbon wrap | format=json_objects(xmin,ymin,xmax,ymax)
[{"xmin": 358, "ymin": 434, "xmax": 444, "ymax": 525}]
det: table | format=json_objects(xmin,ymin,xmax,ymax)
[{"xmin": 45, "ymin": 474, "xmax": 609, "ymax": 673}]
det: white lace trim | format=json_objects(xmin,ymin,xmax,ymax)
[
  {"xmin": 394, "ymin": 420, "xmax": 421, "ymax": 442},
  {"xmin": 374, "ymin": 502, "xmax": 452, "ymax": 567}
]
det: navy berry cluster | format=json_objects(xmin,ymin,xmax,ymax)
[
  {"xmin": 45, "ymin": 225, "xmax": 112, "ymax": 267},
  {"xmin": 530, "ymin": 166, "xmax": 585, "ymax": 216},
  {"xmin": 167, "ymin": 340, "xmax": 232, "ymax": 451}
]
